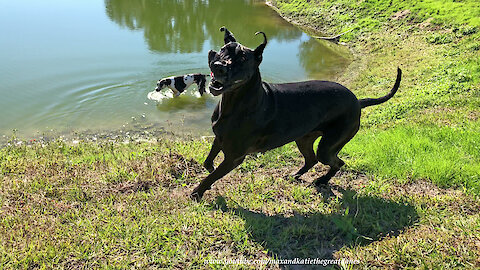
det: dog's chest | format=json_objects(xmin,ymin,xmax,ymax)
[
  {"xmin": 212, "ymin": 112, "xmax": 262, "ymax": 146},
  {"xmin": 211, "ymin": 114, "xmax": 234, "ymax": 137}
]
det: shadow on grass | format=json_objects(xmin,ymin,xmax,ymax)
[{"xmin": 212, "ymin": 185, "xmax": 419, "ymax": 269}]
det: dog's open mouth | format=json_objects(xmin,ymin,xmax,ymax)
[
  {"xmin": 209, "ymin": 77, "xmax": 225, "ymax": 96},
  {"xmin": 209, "ymin": 72, "xmax": 245, "ymax": 96},
  {"xmin": 210, "ymin": 79, "xmax": 223, "ymax": 91}
]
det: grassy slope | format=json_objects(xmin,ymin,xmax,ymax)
[
  {"xmin": 269, "ymin": 0, "xmax": 480, "ymax": 267},
  {"xmin": 1, "ymin": 0, "xmax": 480, "ymax": 269},
  {"xmin": 271, "ymin": 0, "xmax": 480, "ymax": 194}
]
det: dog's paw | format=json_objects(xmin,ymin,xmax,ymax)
[
  {"xmin": 313, "ymin": 175, "xmax": 330, "ymax": 187},
  {"xmin": 190, "ymin": 191, "xmax": 202, "ymax": 202}
]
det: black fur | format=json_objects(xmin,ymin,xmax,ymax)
[
  {"xmin": 173, "ymin": 76, "xmax": 187, "ymax": 92},
  {"xmin": 193, "ymin": 74, "xmax": 207, "ymax": 95},
  {"xmin": 190, "ymin": 27, "xmax": 402, "ymax": 201},
  {"xmin": 220, "ymin": 26, "xmax": 236, "ymax": 44}
]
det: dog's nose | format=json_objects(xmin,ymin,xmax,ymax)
[{"xmin": 212, "ymin": 61, "xmax": 227, "ymax": 76}]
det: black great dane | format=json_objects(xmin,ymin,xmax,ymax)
[{"xmin": 191, "ymin": 27, "xmax": 402, "ymax": 201}]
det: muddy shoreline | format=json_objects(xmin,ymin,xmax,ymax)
[{"xmin": 0, "ymin": 121, "xmax": 211, "ymax": 148}]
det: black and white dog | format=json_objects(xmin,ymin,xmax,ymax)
[{"xmin": 155, "ymin": 74, "xmax": 209, "ymax": 97}]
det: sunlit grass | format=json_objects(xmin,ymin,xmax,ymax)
[
  {"xmin": 1, "ymin": 0, "xmax": 479, "ymax": 268},
  {"xmin": 1, "ymin": 139, "xmax": 479, "ymax": 268},
  {"xmin": 342, "ymin": 124, "xmax": 480, "ymax": 193}
]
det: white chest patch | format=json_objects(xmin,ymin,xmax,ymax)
[{"xmin": 183, "ymin": 74, "xmax": 195, "ymax": 88}]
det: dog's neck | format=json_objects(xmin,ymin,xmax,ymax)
[{"xmin": 219, "ymin": 70, "xmax": 264, "ymax": 117}]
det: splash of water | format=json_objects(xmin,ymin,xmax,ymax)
[{"xmin": 147, "ymin": 90, "xmax": 173, "ymax": 101}]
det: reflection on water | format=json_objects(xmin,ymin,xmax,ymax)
[
  {"xmin": 105, "ymin": 0, "xmax": 350, "ymax": 79},
  {"xmin": 298, "ymin": 38, "xmax": 351, "ymax": 78},
  {"xmin": 105, "ymin": 0, "xmax": 302, "ymax": 53},
  {"xmin": 0, "ymin": 0, "xmax": 350, "ymax": 142}
]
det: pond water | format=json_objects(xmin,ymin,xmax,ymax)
[{"xmin": 0, "ymin": 0, "xmax": 350, "ymax": 142}]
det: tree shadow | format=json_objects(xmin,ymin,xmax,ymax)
[{"xmin": 211, "ymin": 185, "xmax": 419, "ymax": 269}]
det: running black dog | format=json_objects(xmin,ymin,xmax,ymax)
[
  {"xmin": 156, "ymin": 74, "xmax": 209, "ymax": 97},
  {"xmin": 191, "ymin": 27, "xmax": 401, "ymax": 201}
]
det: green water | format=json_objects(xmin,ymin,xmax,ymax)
[{"xmin": 0, "ymin": 0, "xmax": 349, "ymax": 141}]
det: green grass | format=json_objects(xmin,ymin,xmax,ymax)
[
  {"xmin": 342, "ymin": 124, "xmax": 480, "ymax": 193},
  {"xmin": 1, "ymin": 0, "xmax": 480, "ymax": 268},
  {"xmin": 270, "ymin": 0, "xmax": 480, "ymax": 36},
  {"xmin": 1, "ymin": 139, "xmax": 479, "ymax": 268},
  {"xmin": 265, "ymin": 0, "xmax": 480, "ymax": 267},
  {"xmin": 270, "ymin": 0, "xmax": 480, "ymax": 196}
]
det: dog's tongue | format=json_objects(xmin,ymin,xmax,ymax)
[{"xmin": 210, "ymin": 72, "xmax": 214, "ymax": 79}]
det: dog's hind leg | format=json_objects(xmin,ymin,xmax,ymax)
[
  {"xmin": 204, "ymin": 137, "xmax": 221, "ymax": 173},
  {"xmin": 293, "ymin": 132, "xmax": 322, "ymax": 179},
  {"xmin": 314, "ymin": 121, "xmax": 360, "ymax": 186},
  {"xmin": 191, "ymin": 155, "xmax": 245, "ymax": 201}
]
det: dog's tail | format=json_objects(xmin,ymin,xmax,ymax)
[{"xmin": 359, "ymin": 68, "xmax": 402, "ymax": 109}]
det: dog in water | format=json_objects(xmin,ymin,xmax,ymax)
[{"xmin": 155, "ymin": 74, "xmax": 209, "ymax": 97}]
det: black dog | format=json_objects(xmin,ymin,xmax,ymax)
[
  {"xmin": 156, "ymin": 74, "xmax": 209, "ymax": 97},
  {"xmin": 191, "ymin": 27, "xmax": 402, "ymax": 201}
]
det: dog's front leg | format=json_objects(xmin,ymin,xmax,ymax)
[
  {"xmin": 191, "ymin": 155, "xmax": 245, "ymax": 201},
  {"xmin": 203, "ymin": 137, "xmax": 221, "ymax": 173}
]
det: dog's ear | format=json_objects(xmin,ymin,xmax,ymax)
[
  {"xmin": 254, "ymin": 31, "xmax": 267, "ymax": 63},
  {"xmin": 220, "ymin": 26, "xmax": 236, "ymax": 44},
  {"xmin": 208, "ymin": 50, "xmax": 218, "ymax": 64}
]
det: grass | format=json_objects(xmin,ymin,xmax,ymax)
[
  {"xmin": 266, "ymin": 0, "xmax": 480, "ymax": 267},
  {"xmin": 1, "ymin": 138, "xmax": 479, "ymax": 268},
  {"xmin": 269, "ymin": 0, "xmax": 480, "ymax": 37},
  {"xmin": 270, "ymin": 0, "xmax": 480, "ymax": 193},
  {"xmin": 342, "ymin": 124, "xmax": 480, "ymax": 193},
  {"xmin": 1, "ymin": 0, "xmax": 480, "ymax": 268}
]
